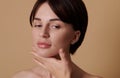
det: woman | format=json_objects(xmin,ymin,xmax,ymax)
[{"xmin": 13, "ymin": 0, "xmax": 102, "ymax": 78}]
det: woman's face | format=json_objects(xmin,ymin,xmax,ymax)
[{"xmin": 32, "ymin": 2, "xmax": 80, "ymax": 58}]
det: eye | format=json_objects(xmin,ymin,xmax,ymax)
[
  {"xmin": 33, "ymin": 24, "xmax": 42, "ymax": 28},
  {"xmin": 50, "ymin": 25, "xmax": 61, "ymax": 29}
]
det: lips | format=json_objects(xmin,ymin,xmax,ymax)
[{"xmin": 37, "ymin": 42, "xmax": 51, "ymax": 49}]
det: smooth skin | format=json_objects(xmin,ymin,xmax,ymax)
[
  {"xmin": 31, "ymin": 2, "xmax": 80, "ymax": 58},
  {"xmin": 13, "ymin": 2, "xmax": 102, "ymax": 78}
]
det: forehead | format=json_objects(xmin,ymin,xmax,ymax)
[{"xmin": 35, "ymin": 2, "xmax": 59, "ymax": 20}]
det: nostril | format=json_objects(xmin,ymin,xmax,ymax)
[
  {"xmin": 39, "ymin": 31, "xmax": 50, "ymax": 38},
  {"xmin": 43, "ymin": 33, "xmax": 50, "ymax": 38},
  {"xmin": 39, "ymin": 26, "xmax": 50, "ymax": 38}
]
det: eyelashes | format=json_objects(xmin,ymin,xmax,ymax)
[
  {"xmin": 50, "ymin": 25, "xmax": 61, "ymax": 29},
  {"xmin": 33, "ymin": 25, "xmax": 42, "ymax": 27},
  {"xmin": 33, "ymin": 24, "xmax": 61, "ymax": 29}
]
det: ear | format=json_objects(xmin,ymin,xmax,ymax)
[{"xmin": 71, "ymin": 31, "xmax": 81, "ymax": 45}]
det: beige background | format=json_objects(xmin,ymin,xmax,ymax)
[{"xmin": 0, "ymin": 0, "xmax": 120, "ymax": 78}]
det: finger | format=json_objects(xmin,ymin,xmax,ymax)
[
  {"xmin": 59, "ymin": 49, "xmax": 64, "ymax": 60},
  {"xmin": 33, "ymin": 58, "xmax": 47, "ymax": 69},
  {"xmin": 31, "ymin": 51, "xmax": 39, "ymax": 57},
  {"xmin": 32, "ymin": 46, "xmax": 37, "ymax": 52},
  {"xmin": 59, "ymin": 49, "xmax": 67, "ymax": 61},
  {"xmin": 31, "ymin": 52, "xmax": 55, "ymax": 71},
  {"xmin": 59, "ymin": 49, "xmax": 71, "ymax": 62},
  {"xmin": 31, "ymin": 52, "xmax": 49, "ymax": 64},
  {"xmin": 31, "ymin": 52, "xmax": 48, "ymax": 66}
]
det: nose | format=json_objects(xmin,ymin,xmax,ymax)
[{"xmin": 39, "ymin": 27, "xmax": 50, "ymax": 38}]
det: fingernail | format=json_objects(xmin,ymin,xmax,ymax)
[
  {"xmin": 33, "ymin": 58, "xmax": 39, "ymax": 63},
  {"xmin": 31, "ymin": 52, "xmax": 38, "ymax": 57},
  {"xmin": 59, "ymin": 48, "xmax": 64, "ymax": 52}
]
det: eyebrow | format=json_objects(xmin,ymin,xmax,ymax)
[
  {"xmin": 34, "ymin": 17, "xmax": 61, "ymax": 22},
  {"xmin": 34, "ymin": 18, "xmax": 41, "ymax": 21}
]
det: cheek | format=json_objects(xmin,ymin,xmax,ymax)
[
  {"xmin": 63, "ymin": 33, "xmax": 73, "ymax": 44},
  {"xmin": 32, "ymin": 30, "xmax": 39, "ymax": 42},
  {"xmin": 52, "ymin": 31, "xmax": 74, "ymax": 47}
]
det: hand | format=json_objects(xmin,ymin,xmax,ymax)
[{"xmin": 31, "ymin": 48, "xmax": 73, "ymax": 78}]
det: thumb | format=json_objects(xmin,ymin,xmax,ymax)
[{"xmin": 59, "ymin": 49, "xmax": 70, "ymax": 62}]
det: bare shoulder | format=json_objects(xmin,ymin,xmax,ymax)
[
  {"xmin": 12, "ymin": 70, "xmax": 40, "ymax": 78},
  {"xmin": 85, "ymin": 74, "xmax": 103, "ymax": 78},
  {"xmin": 91, "ymin": 76, "xmax": 103, "ymax": 78}
]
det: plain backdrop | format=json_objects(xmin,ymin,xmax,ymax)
[{"xmin": 0, "ymin": 0, "xmax": 120, "ymax": 78}]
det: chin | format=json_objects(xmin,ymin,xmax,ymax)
[
  {"xmin": 37, "ymin": 51, "xmax": 58, "ymax": 58},
  {"xmin": 36, "ymin": 48, "xmax": 59, "ymax": 57}
]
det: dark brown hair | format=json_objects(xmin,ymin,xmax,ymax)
[{"xmin": 30, "ymin": 0, "xmax": 88, "ymax": 54}]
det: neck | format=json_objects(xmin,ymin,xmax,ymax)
[{"xmin": 71, "ymin": 62, "xmax": 88, "ymax": 78}]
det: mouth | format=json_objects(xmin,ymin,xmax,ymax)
[{"xmin": 37, "ymin": 42, "xmax": 51, "ymax": 49}]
